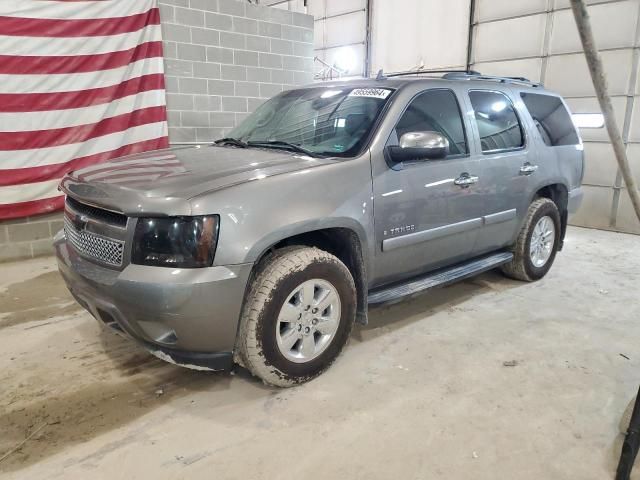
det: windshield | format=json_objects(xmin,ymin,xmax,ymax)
[{"xmin": 225, "ymin": 86, "xmax": 393, "ymax": 157}]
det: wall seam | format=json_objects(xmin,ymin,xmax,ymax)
[
  {"xmin": 540, "ymin": 0, "xmax": 555, "ymax": 84},
  {"xmin": 474, "ymin": 45, "xmax": 638, "ymax": 65}
]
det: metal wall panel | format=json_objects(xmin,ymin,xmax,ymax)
[
  {"xmin": 555, "ymin": 0, "xmax": 624, "ymax": 9},
  {"xmin": 473, "ymin": 58, "xmax": 544, "ymax": 82},
  {"xmin": 306, "ymin": 0, "xmax": 324, "ymax": 18},
  {"xmin": 569, "ymin": 185, "xmax": 616, "ymax": 228},
  {"xmin": 316, "ymin": 43, "xmax": 367, "ymax": 75},
  {"xmin": 473, "ymin": 15, "xmax": 547, "ymax": 62},
  {"xmin": 310, "ymin": 0, "xmax": 367, "ymax": 76},
  {"xmin": 582, "ymin": 142, "xmax": 619, "ymax": 186},
  {"xmin": 617, "ymin": 189, "xmax": 640, "ymax": 230},
  {"xmin": 306, "ymin": 0, "xmax": 366, "ymax": 18},
  {"xmin": 476, "ymin": 0, "xmax": 547, "ymax": 22},
  {"xmin": 566, "ymin": 96, "xmax": 627, "ymax": 141},
  {"xmin": 626, "ymin": 98, "xmax": 640, "ymax": 141},
  {"xmin": 625, "ymin": 144, "xmax": 640, "ymax": 177},
  {"xmin": 471, "ymin": 0, "xmax": 640, "ymax": 234},
  {"xmin": 370, "ymin": 0, "xmax": 470, "ymax": 73},
  {"xmin": 550, "ymin": 1, "xmax": 638, "ymax": 54},
  {"xmin": 545, "ymin": 49, "xmax": 634, "ymax": 96},
  {"xmin": 260, "ymin": 0, "xmax": 306, "ymax": 13},
  {"xmin": 324, "ymin": 10, "xmax": 366, "ymax": 48},
  {"xmin": 325, "ymin": 0, "xmax": 365, "ymax": 17}
]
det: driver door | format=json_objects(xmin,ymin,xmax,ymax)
[{"xmin": 371, "ymin": 88, "xmax": 486, "ymax": 287}]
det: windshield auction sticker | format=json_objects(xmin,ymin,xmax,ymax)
[{"xmin": 348, "ymin": 88, "xmax": 392, "ymax": 99}]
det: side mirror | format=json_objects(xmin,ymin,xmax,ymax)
[{"xmin": 387, "ymin": 131, "xmax": 450, "ymax": 162}]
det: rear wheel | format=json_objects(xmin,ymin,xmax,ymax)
[
  {"xmin": 236, "ymin": 246, "xmax": 356, "ymax": 387},
  {"xmin": 502, "ymin": 197, "xmax": 561, "ymax": 282}
]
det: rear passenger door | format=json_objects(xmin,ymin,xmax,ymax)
[{"xmin": 466, "ymin": 89, "xmax": 536, "ymax": 254}]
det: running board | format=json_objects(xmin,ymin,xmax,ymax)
[{"xmin": 367, "ymin": 251, "xmax": 514, "ymax": 306}]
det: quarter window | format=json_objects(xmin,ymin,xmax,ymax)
[
  {"xmin": 395, "ymin": 89, "xmax": 468, "ymax": 156},
  {"xmin": 520, "ymin": 92, "xmax": 580, "ymax": 146},
  {"xmin": 469, "ymin": 91, "xmax": 524, "ymax": 152}
]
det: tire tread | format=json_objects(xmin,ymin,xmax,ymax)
[
  {"xmin": 236, "ymin": 246, "xmax": 355, "ymax": 387},
  {"xmin": 502, "ymin": 197, "xmax": 558, "ymax": 282}
]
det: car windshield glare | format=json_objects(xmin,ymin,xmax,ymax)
[{"xmin": 225, "ymin": 87, "xmax": 393, "ymax": 157}]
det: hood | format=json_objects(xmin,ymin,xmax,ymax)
[{"xmin": 60, "ymin": 145, "xmax": 337, "ymax": 216}]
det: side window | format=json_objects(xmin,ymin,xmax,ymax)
[
  {"xmin": 469, "ymin": 90, "xmax": 524, "ymax": 152},
  {"xmin": 520, "ymin": 92, "xmax": 580, "ymax": 146},
  {"xmin": 395, "ymin": 89, "xmax": 468, "ymax": 155}
]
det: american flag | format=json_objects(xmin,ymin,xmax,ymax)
[{"xmin": 0, "ymin": 0, "xmax": 169, "ymax": 220}]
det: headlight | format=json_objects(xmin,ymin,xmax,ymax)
[{"xmin": 132, "ymin": 215, "xmax": 219, "ymax": 268}]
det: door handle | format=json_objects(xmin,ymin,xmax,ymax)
[
  {"xmin": 519, "ymin": 163, "xmax": 539, "ymax": 176},
  {"xmin": 453, "ymin": 173, "xmax": 479, "ymax": 188}
]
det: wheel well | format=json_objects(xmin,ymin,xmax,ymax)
[
  {"xmin": 535, "ymin": 183, "xmax": 569, "ymax": 249},
  {"xmin": 255, "ymin": 228, "xmax": 368, "ymax": 325}
]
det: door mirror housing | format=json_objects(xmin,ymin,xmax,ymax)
[{"xmin": 387, "ymin": 131, "xmax": 450, "ymax": 162}]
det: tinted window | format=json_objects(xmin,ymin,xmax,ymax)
[
  {"xmin": 521, "ymin": 92, "xmax": 579, "ymax": 146},
  {"xmin": 395, "ymin": 89, "xmax": 468, "ymax": 155},
  {"xmin": 469, "ymin": 90, "xmax": 524, "ymax": 152}
]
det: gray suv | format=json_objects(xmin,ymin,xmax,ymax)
[{"xmin": 55, "ymin": 71, "xmax": 584, "ymax": 386}]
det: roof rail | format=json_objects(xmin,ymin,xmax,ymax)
[
  {"xmin": 375, "ymin": 69, "xmax": 542, "ymax": 87},
  {"xmin": 381, "ymin": 69, "xmax": 481, "ymax": 79},
  {"xmin": 442, "ymin": 71, "xmax": 543, "ymax": 87}
]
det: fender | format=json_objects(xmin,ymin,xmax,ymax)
[{"xmin": 247, "ymin": 217, "xmax": 370, "ymax": 269}]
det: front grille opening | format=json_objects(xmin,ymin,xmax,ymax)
[
  {"xmin": 64, "ymin": 216, "xmax": 125, "ymax": 267},
  {"xmin": 66, "ymin": 196, "xmax": 127, "ymax": 228}
]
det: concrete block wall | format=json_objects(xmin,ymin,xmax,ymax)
[
  {"xmin": 0, "ymin": 213, "xmax": 63, "ymax": 263},
  {"xmin": 0, "ymin": 0, "xmax": 315, "ymax": 263},
  {"xmin": 159, "ymin": 0, "xmax": 315, "ymax": 143}
]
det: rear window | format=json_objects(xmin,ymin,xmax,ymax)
[{"xmin": 520, "ymin": 93, "xmax": 579, "ymax": 146}]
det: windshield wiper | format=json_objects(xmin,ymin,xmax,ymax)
[
  {"xmin": 214, "ymin": 137, "xmax": 248, "ymax": 148},
  {"xmin": 247, "ymin": 140, "xmax": 319, "ymax": 157}
]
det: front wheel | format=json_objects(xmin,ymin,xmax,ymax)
[
  {"xmin": 501, "ymin": 197, "xmax": 561, "ymax": 282},
  {"xmin": 236, "ymin": 246, "xmax": 356, "ymax": 387}
]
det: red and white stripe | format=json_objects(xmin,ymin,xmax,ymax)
[{"xmin": 0, "ymin": 0, "xmax": 169, "ymax": 220}]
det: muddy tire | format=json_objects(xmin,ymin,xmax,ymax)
[
  {"xmin": 501, "ymin": 197, "xmax": 561, "ymax": 282},
  {"xmin": 236, "ymin": 246, "xmax": 356, "ymax": 387}
]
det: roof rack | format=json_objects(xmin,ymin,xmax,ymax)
[
  {"xmin": 379, "ymin": 69, "xmax": 481, "ymax": 79},
  {"xmin": 375, "ymin": 69, "xmax": 542, "ymax": 88},
  {"xmin": 442, "ymin": 71, "xmax": 542, "ymax": 87}
]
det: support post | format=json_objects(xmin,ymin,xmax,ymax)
[{"xmin": 570, "ymin": 0, "xmax": 640, "ymax": 223}]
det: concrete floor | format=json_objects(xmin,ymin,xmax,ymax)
[{"xmin": 0, "ymin": 226, "xmax": 638, "ymax": 480}]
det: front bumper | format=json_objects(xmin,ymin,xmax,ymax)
[{"xmin": 54, "ymin": 231, "xmax": 252, "ymax": 371}]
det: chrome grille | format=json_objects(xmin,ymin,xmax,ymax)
[{"xmin": 64, "ymin": 216, "xmax": 125, "ymax": 267}]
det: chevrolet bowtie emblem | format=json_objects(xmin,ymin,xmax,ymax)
[{"xmin": 73, "ymin": 214, "xmax": 89, "ymax": 230}]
